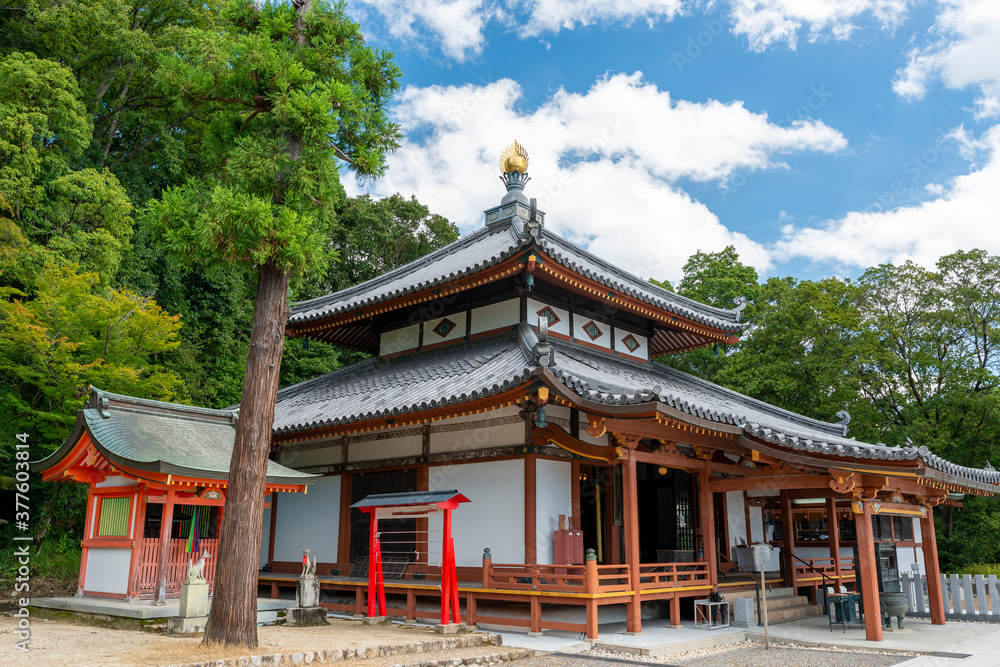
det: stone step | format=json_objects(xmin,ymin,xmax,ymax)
[
  {"xmin": 759, "ymin": 603, "xmax": 824, "ymax": 623},
  {"xmin": 725, "ymin": 586, "xmax": 794, "ymax": 600},
  {"xmin": 383, "ymin": 647, "xmax": 535, "ymax": 667}
]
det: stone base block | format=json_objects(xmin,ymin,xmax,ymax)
[
  {"xmin": 168, "ymin": 615, "xmax": 207, "ymax": 634},
  {"xmin": 285, "ymin": 607, "xmax": 329, "ymax": 627},
  {"xmin": 257, "ymin": 610, "xmax": 279, "ymax": 625},
  {"xmin": 526, "ymin": 631, "xmax": 544, "ymax": 638},
  {"xmin": 732, "ymin": 597, "xmax": 756, "ymax": 628},
  {"xmin": 362, "ymin": 616, "xmax": 386, "ymax": 625},
  {"xmin": 434, "ymin": 622, "xmax": 465, "ymax": 634}
]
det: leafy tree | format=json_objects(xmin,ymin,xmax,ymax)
[
  {"xmin": 657, "ymin": 245, "xmax": 761, "ymax": 381},
  {"xmin": 314, "ymin": 193, "xmax": 459, "ymax": 295},
  {"xmin": 143, "ymin": 0, "xmax": 401, "ymax": 646}
]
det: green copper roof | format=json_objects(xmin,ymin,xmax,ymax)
[{"xmin": 31, "ymin": 387, "xmax": 316, "ymax": 486}]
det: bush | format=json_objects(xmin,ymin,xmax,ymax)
[{"xmin": 954, "ymin": 563, "xmax": 1000, "ymax": 577}]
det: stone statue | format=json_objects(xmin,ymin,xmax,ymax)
[
  {"xmin": 186, "ymin": 549, "xmax": 210, "ymax": 582},
  {"xmin": 302, "ymin": 548, "xmax": 317, "ymax": 577}
]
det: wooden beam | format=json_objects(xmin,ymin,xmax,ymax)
[
  {"xmin": 571, "ymin": 459, "xmax": 582, "ymax": 531},
  {"xmin": 631, "ymin": 448, "xmax": 704, "ymax": 471},
  {"xmin": 855, "ymin": 500, "xmax": 884, "ymax": 641},
  {"xmin": 709, "ymin": 473, "xmax": 831, "ymax": 493},
  {"xmin": 338, "ymin": 473, "xmax": 352, "ymax": 564},
  {"xmin": 699, "ymin": 469, "xmax": 718, "ymax": 586},
  {"xmin": 267, "ymin": 492, "xmax": 278, "ymax": 566}
]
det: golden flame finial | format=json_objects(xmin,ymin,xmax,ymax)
[{"xmin": 499, "ymin": 141, "xmax": 529, "ymax": 174}]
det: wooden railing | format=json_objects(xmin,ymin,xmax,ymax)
[
  {"xmin": 793, "ymin": 557, "xmax": 856, "ymax": 583},
  {"xmin": 484, "ymin": 560, "xmax": 630, "ymax": 594},
  {"xmin": 637, "ymin": 561, "xmax": 710, "ymax": 589},
  {"xmin": 136, "ymin": 538, "xmax": 219, "ymax": 598}
]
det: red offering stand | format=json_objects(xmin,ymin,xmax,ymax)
[{"xmin": 351, "ymin": 490, "xmax": 470, "ymax": 623}]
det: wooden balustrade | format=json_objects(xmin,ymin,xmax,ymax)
[
  {"xmin": 637, "ymin": 561, "xmax": 710, "ymax": 589},
  {"xmin": 793, "ymin": 556, "xmax": 856, "ymax": 582},
  {"xmin": 483, "ymin": 561, "xmax": 630, "ymax": 593}
]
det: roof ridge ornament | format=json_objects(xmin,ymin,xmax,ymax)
[
  {"xmin": 836, "ymin": 409, "xmax": 851, "ymax": 437},
  {"xmin": 532, "ymin": 315, "xmax": 555, "ymax": 367},
  {"xmin": 499, "ymin": 140, "xmax": 530, "ymax": 206},
  {"xmin": 732, "ymin": 296, "xmax": 747, "ymax": 322}
]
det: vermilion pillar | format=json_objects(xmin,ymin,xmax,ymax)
[
  {"xmin": 827, "ymin": 497, "xmax": 842, "ymax": 585},
  {"xmin": 921, "ymin": 509, "xmax": 946, "ymax": 625},
  {"xmin": 699, "ymin": 468, "xmax": 718, "ymax": 586},
  {"xmin": 622, "ymin": 453, "xmax": 642, "ymax": 633},
  {"xmin": 854, "ymin": 501, "xmax": 883, "ymax": 641},
  {"xmin": 154, "ymin": 489, "xmax": 176, "ymax": 604}
]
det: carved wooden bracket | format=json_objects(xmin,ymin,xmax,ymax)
[
  {"xmin": 585, "ymin": 415, "xmax": 606, "ymax": 438},
  {"xmin": 829, "ymin": 469, "xmax": 857, "ymax": 495},
  {"xmin": 657, "ymin": 440, "xmax": 682, "ymax": 457},
  {"xmin": 613, "ymin": 433, "xmax": 641, "ymax": 450},
  {"xmin": 691, "ymin": 445, "xmax": 713, "ymax": 461}
]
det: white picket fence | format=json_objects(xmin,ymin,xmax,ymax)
[{"xmin": 901, "ymin": 572, "xmax": 1000, "ymax": 621}]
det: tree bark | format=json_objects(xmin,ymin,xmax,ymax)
[{"xmin": 203, "ymin": 261, "xmax": 289, "ymax": 647}]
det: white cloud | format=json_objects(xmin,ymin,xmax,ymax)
[
  {"xmin": 728, "ymin": 0, "xmax": 912, "ymax": 51},
  {"xmin": 347, "ymin": 73, "xmax": 846, "ymax": 282},
  {"xmin": 522, "ymin": 0, "xmax": 685, "ymax": 36},
  {"xmin": 893, "ymin": 0, "xmax": 1000, "ymax": 118},
  {"xmin": 355, "ymin": 0, "xmax": 499, "ymax": 60},
  {"xmin": 774, "ymin": 124, "xmax": 1000, "ymax": 271}
]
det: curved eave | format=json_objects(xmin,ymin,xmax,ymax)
[
  {"xmin": 535, "ymin": 367, "xmax": 1000, "ymax": 495},
  {"xmin": 273, "ymin": 384, "xmax": 536, "ymax": 444},
  {"xmin": 31, "ymin": 412, "xmax": 314, "ymax": 491}
]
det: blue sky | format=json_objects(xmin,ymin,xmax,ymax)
[{"xmin": 342, "ymin": 1, "xmax": 1000, "ymax": 284}]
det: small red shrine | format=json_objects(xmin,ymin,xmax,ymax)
[{"xmin": 31, "ymin": 388, "xmax": 315, "ymax": 601}]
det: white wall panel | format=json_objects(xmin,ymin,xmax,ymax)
[
  {"xmin": 535, "ymin": 460, "xmax": 573, "ymax": 565},
  {"xmin": 260, "ymin": 506, "xmax": 271, "ymax": 569},
  {"xmin": 726, "ymin": 491, "xmax": 747, "ymax": 554},
  {"xmin": 574, "ymin": 317, "xmax": 611, "ymax": 349},
  {"xmin": 380, "ymin": 323, "xmax": 419, "ymax": 356},
  {"xmin": 614, "ymin": 329, "xmax": 649, "ymax": 360},
  {"xmin": 425, "ymin": 311, "xmax": 467, "ymax": 344},
  {"xmin": 527, "ymin": 298, "xmax": 570, "ymax": 337},
  {"xmin": 84, "ymin": 547, "xmax": 131, "ymax": 595},
  {"xmin": 428, "ymin": 459, "xmax": 524, "ymax": 567},
  {"xmin": 349, "ymin": 435, "xmax": 422, "ymax": 462},
  {"xmin": 273, "ymin": 476, "xmax": 341, "ymax": 564},
  {"xmin": 96, "ymin": 476, "xmax": 137, "ymax": 488},
  {"xmin": 471, "ymin": 299, "xmax": 519, "ymax": 334}
]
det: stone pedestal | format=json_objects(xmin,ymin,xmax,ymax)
[
  {"xmin": 297, "ymin": 575, "xmax": 320, "ymax": 608},
  {"xmin": 732, "ymin": 597, "xmax": 756, "ymax": 628},
  {"xmin": 434, "ymin": 622, "xmax": 465, "ymax": 634},
  {"xmin": 167, "ymin": 579, "xmax": 209, "ymax": 634},
  {"xmin": 286, "ymin": 606, "xmax": 328, "ymax": 626},
  {"xmin": 362, "ymin": 616, "xmax": 386, "ymax": 625},
  {"xmin": 285, "ymin": 575, "xmax": 329, "ymax": 627}
]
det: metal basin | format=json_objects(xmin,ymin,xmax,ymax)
[{"xmin": 880, "ymin": 591, "xmax": 909, "ymax": 628}]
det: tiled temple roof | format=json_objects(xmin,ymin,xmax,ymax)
[
  {"xmin": 273, "ymin": 324, "xmax": 1000, "ymax": 490},
  {"xmin": 288, "ymin": 218, "xmax": 746, "ymax": 333},
  {"xmin": 31, "ymin": 388, "xmax": 317, "ymax": 485}
]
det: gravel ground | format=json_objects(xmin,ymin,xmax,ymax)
[{"xmin": 509, "ymin": 641, "xmax": 915, "ymax": 667}]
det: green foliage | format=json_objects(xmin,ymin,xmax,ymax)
[
  {"xmin": 145, "ymin": 0, "xmax": 402, "ymax": 277},
  {"xmin": 314, "ymin": 193, "xmax": 459, "ymax": 297},
  {"xmin": 657, "ymin": 245, "xmax": 761, "ymax": 381}
]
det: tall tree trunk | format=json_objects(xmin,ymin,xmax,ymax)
[{"xmin": 203, "ymin": 261, "xmax": 289, "ymax": 647}]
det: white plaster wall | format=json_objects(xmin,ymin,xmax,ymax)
[
  {"xmin": 96, "ymin": 476, "xmax": 137, "ymax": 488},
  {"xmin": 426, "ymin": 311, "xmax": 467, "ymax": 344},
  {"xmin": 749, "ymin": 506, "xmax": 764, "ymax": 543},
  {"xmin": 726, "ymin": 491, "xmax": 747, "ymax": 554},
  {"xmin": 428, "ymin": 459, "xmax": 524, "ymax": 567},
  {"xmin": 84, "ymin": 547, "xmax": 131, "ymax": 595},
  {"xmin": 260, "ymin": 506, "xmax": 271, "ymax": 569},
  {"xmin": 281, "ymin": 445, "xmax": 340, "ymax": 469},
  {"xmin": 795, "ymin": 545, "xmax": 853, "ymax": 561},
  {"xmin": 430, "ymin": 423, "xmax": 524, "ymax": 454},
  {"xmin": 380, "ymin": 323, "xmax": 419, "ymax": 356},
  {"xmin": 613, "ymin": 329, "xmax": 649, "ymax": 361},
  {"xmin": 897, "ymin": 545, "xmax": 925, "ymax": 574},
  {"xmin": 527, "ymin": 298, "xmax": 570, "ymax": 337},
  {"xmin": 574, "ymin": 317, "xmax": 611, "ymax": 349},
  {"xmin": 349, "ymin": 435, "xmax": 422, "ymax": 462},
  {"xmin": 471, "ymin": 299, "xmax": 519, "ymax": 335},
  {"xmin": 272, "ymin": 477, "xmax": 341, "ymax": 564},
  {"xmin": 535, "ymin": 459, "xmax": 573, "ymax": 565}
]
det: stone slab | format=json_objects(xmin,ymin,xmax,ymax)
[
  {"xmin": 435, "ymin": 622, "xmax": 466, "ymax": 634},
  {"xmin": 285, "ymin": 606, "xmax": 329, "ymax": 627},
  {"xmin": 167, "ymin": 615, "xmax": 208, "ymax": 634}
]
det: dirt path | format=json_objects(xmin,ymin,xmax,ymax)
[{"xmin": 0, "ymin": 615, "xmax": 493, "ymax": 666}]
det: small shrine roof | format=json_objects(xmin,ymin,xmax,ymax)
[
  {"xmin": 288, "ymin": 218, "xmax": 746, "ymax": 334},
  {"xmin": 273, "ymin": 323, "xmax": 999, "ymax": 492},
  {"xmin": 32, "ymin": 388, "xmax": 317, "ymax": 487},
  {"xmin": 350, "ymin": 490, "xmax": 469, "ymax": 509}
]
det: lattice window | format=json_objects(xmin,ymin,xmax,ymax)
[
  {"xmin": 673, "ymin": 470, "xmax": 695, "ymax": 551},
  {"xmin": 581, "ymin": 320, "xmax": 602, "ymax": 341},
  {"xmin": 350, "ymin": 469, "xmax": 418, "ymax": 562},
  {"xmin": 98, "ymin": 496, "xmax": 131, "ymax": 537},
  {"xmin": 621, "ymin": 334, "xmax": 640, "ymax": 353},
  {"xmin": 431, "ymin": 318, "xmax": 457, "ymax": 338},
  {"xmin": 536, "ymin": 306, "xmax": 560, "ymax": 327}
]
